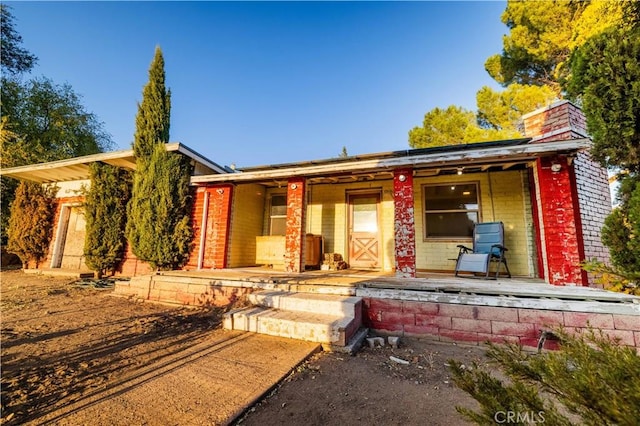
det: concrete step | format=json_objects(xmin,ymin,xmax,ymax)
[
  {"xmin": 224, "ymin": 290, "xmax": 365, "ymax": 352},
  {"xmin": 223, "ymin": 306, "xmax": 352, "ymax": 346},
  {"xmin": 248, "ymin": 290, "xmax": 362, "ymax": 317}
]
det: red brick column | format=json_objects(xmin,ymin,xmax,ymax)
[
  {"xmin": 393, "ymin": 168, "xmax": 416, "ymax": 278},
  {"xmin": 536, "ymin": 156, "xmax": 587, "ymax": 285},
  {"xmin": 284, "ymin": 177, "xmax": 306, "ymax": 273},
  {"xmin": 205, "ymin": 184, "xmax": 234, "ymax": 269}
]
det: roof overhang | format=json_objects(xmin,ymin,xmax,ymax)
[
  {"xmin": 191, "ymin": 138, "xmax": 592, "ymax": 185},
  {"xmin": 1, "ymin": 142, "xmax": 227, "ymax": 183}
]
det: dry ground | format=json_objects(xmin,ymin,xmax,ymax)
[{"xmin": 1, "ymin": 270, "xmax": 489, "ymax": 425}]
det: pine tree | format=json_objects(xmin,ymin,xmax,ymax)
[
  {"xmin": 83, "ymin": 163, "xmax": 131, "ymax": 276},
  {"xmin": 126, "ymin": 47, "xmax": 193, "ymax": 270},
  {"xmin": 7, "ymin": 181, "xmax": 55, "ymax": 268}
]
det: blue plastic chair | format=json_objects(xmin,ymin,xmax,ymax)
[{"xmin": 454, "ymin": 222, "xmax": 511, "ymax": 279}]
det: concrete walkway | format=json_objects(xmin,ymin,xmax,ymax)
[{"xmin": 33, "ymin": 331, "xmax": 320, "ymax": 426}]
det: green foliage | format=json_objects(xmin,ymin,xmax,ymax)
[
  {"xmin": 565, "ymin": 25, "xmax": 640, "ymax": 171},
  {"xmin": 126, "ymin": 145, "xmax": 193, "ymax": 270},
  {"xmin": 0, "ymin": 77, "xmax": 112, "ymax": 163},
  {"xmin": 6, "ymin": 181, "xmax": 55, "ymax": 268},
  {"xmin": 582, "ymin": 259, "xmax": 639, "ymax": 296},
  {"xmin": 599, "ymin": 176, "xmax": 640, "ymax": 276},
  {"xmin": 127, "ymin": 47, "xmax": 193, "ymax": 270},
  {"xmin": 409, "ymin": 1, "xmax": 629, "ymax": 152},
  {"xmin": 0, "ymin": 5, "xmax": 37, "ymax": 75},
  {"xmin": 83, "ymin": 163, "xmax": 132, "ymax": 276},
  {"xmin": 476, "ymin": 84, "xmax": 557, "ymax": 131},
  {"xmin": 485, "ymin": 0, "xmax": 625, "ymax": 91},
  {"xmin": 449, "ymin": 328, "xmax": 640, "ymax": 425},
  {"xmin": 1, "ymin": 77, "xmax": 112, "ymax": 242},
  {"xmin": 408, "ymin": 105, "xmax": 521, "ymax": 149},
  {"xmin": 133, "ymin": 46, "xmax": 171, "ymax": 159}
]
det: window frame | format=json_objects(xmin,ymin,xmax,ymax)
[
  {"xmin": 422, "ymin": 181, "xmax": 481, "ymax": 241},
  {"xmin": 268, "ymin": 193, "xmax": 287, "ymax": 236}
]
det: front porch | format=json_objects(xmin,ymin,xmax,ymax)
[
  {"xmin": 120, "ymin": 267, "xmax": 638, "ymax": 307},
  {"xmin": 113, "ymin": 267, "xmax": 640, "ymax": 350}
]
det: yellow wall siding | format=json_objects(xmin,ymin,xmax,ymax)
[
  {"xmin": 255, "ymin": 170, "xmax": 534, "ymax": 276},
  {"xmin": 306, "ymin": 181, "xmax": 395, "ymax": 272},
  {"xmin": 414, "ymin": 170, "xmax": 534, "ymax": 276},
  {"xmin": 228, "ymin": 184, "xmax": 265, "ymax": 267}
]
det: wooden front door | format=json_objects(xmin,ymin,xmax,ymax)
[{"xmin": 348, "ymin": 193, "xmax": 381, "ymax": 269}]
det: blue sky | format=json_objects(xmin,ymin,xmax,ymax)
[{"xmin": 9, "ymin": 1, "xmax": 508, "ymax": 168}]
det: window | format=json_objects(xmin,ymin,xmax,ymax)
[
  {"xmin": 424, "ymin": 183, "xmax": 479, "ymax": 238},
  {"xmin": 269, "ymin": 195, "xmax": 287, "ymax": 235}
]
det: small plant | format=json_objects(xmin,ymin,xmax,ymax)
[{"xmin": 449, "ymin": 328, "xmax": 640, "ymax": 425}]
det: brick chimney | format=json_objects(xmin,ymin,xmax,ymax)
[
  {"xmin": 523, "ymin": 100, "xmax": 611, "ymax": 287},
  {"xmin": 522, "ymin": 100, "xmax": 588, "ymax": 142}
]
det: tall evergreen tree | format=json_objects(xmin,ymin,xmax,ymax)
[
  {"xmin": 84, "ymin": 163, "xmax": 132, "ymax": 276},
  {"xmin": 126, "ymin": 47, "xmax": 193, "ymax": 270},
  {"xmin": 564, "ymin": 5, "xmax": 640, "ymax": 280},
  {"xmin": 7, "ymin": 181, "xmax": 55, "ymax": 268},
  {"xmin": 132, "ymin": 47, "xmax": 171, "ymax": 159}
]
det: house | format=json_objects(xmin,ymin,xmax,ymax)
[
  {"xmin": 1, "ymin": 143, "xmax": 228, "ymax": 276},
  {"xmin": 185, "ymin": 100, "xmax": 611, "ymax": 286},
  {"xmin": 1, "ymin": 100, "xmax": 611, "ymax": 285},
  {"xmin": 5, "ymin": 100, "xmax": 637, "ymax": 351}
]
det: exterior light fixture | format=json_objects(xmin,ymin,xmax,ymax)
[
  {"xmin": 457, "ymin": 167, "xmax": 464, "ymax": 175},
  {"xmin": 398, "ymin": 174, "xmax": 407, "ymax": 182},
  {"xmin": 551, "ymin": 163, "xmax": 562, "ymax": 173},
  {"xmin": 291, "ymin": 183, "xmax": 298, "ymax": 190}
]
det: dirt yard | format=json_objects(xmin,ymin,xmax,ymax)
[{"xmin": 1, "ymin": 270, "xmax": 489, "ymax": 425}]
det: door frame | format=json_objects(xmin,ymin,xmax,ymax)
[
  {"xmin": 346, "ymin": 189, "xmax": 382, "ymax": 269},
  {"xmin": 50, "ymin": 203, "xmax": 76, "ymax": 268}
]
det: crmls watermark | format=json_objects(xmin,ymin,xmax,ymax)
[{"xmin": 494, "ymin": 411, "xmax": 546, "ymax": 424}]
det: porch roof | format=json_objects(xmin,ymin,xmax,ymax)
[
  {"xmin": 0, "ymin": 143, "xmax": 229, "ymax": 183},
  {"xmin": 191, "ymin": 138, "xmax": 592, "ymax": 185}
]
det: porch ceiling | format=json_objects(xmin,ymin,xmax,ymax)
[
  {"xmin": 0, "ymin": 150, "xmax": 138, "ymax": 183},
  {"xmin": 191, "ymin": 138, "xmax": 591, "ymax": 186},
  {"xmin": 1, "ymin": 143, "xmax": 227, "ymax": 183}
]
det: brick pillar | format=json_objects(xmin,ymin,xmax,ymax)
[
  {"xmin": 203, "ymin": 184, "xmax": 234, "ymax": 269},
  {"xmin": 284, "ymin": 177, "xmax": 306, "ymax": 273},
  {"xmin": 535, "ymin": 156, "xmax": 587, "ymax": 285},
  {"xmin": 393, "ymin": 168, "xmax": 416, "ymax": 278}
]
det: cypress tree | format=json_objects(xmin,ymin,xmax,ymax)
[
  {"xmin": 126, "ymin": 47, "xmax": 193, "ymax": 270},
  {"xmin": 133, "ymin": 46, "xmax": 171, "ymax": 160},
  {"xmin": 7, "ymin": 181, "xmax": 55, "ymax": 268},
  {"xmin": 84, "ymin": 163, "xmax": 131, "ymax": 276}
]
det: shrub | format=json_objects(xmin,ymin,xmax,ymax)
[
  {"xmin": 6, "ymin": 181, "xmax": 55, "ymax": 268},
  {"xmin": 449, "ymin": 328, "xmax": 640, "ymax": 425},
  {"xmin": 83, "ymin": 162, "xmax": 132, "ymax": 276}
]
